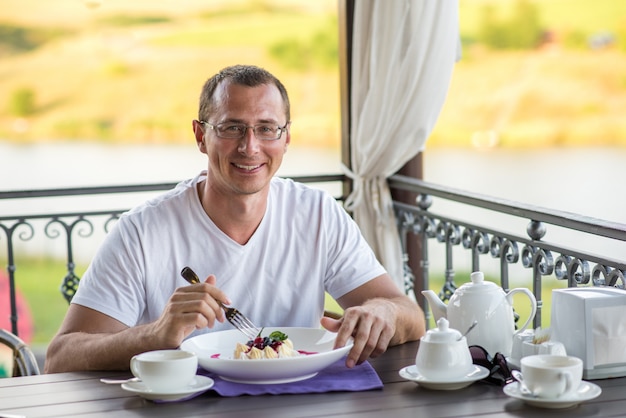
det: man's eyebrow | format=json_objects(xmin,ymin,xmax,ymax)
[
  {"xmin": 218, "ymin": 118, "xmax": 245, "ymax": 124},
  {"xmin": 220, "ymin": 118, "xmax": 280, "ymax": 124}
]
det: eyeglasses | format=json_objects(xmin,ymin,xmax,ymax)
[
  {"xmin": 199, "ymin": 121, "xmax": 288, "ymax": 141},
  {"xmin": 469, "ymin": 345, "xmax": 514, "ymax": 386}
]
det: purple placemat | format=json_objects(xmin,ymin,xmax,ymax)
[{"xmin": 199, "ymin": 357, "xmax": 383, "ymax": 397}]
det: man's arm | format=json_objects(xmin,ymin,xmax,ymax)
[
  {"xmin": 320, "ymin": 273, "xmax": 425, "ymax": 368},
  {"xmin": 45, "ymin": 305, "xmax": 161, "ymax": 373},
  {"xmin": 45, "ymin": 276, "xmax": 228, "ymax": 373}
]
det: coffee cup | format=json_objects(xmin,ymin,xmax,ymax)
[
  {"xmin": 130, "ymin": 349, "xmax": 198, "ymax": 392},
  {"xmin": 515, "ymin": 354, "xmax": 582, "ymax": 398}
]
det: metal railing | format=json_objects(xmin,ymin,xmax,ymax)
[
  {"xmin": 2, "ymin": 173, "xmax": 625, "ymax": 337},
  {"xmin": 390, "ymin": 174, "xmax": 626, "ymax": 329}
]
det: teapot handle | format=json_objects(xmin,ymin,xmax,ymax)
[{"xmin": 506, "ymin": 288, "xmax": 537, "ymax": 335}]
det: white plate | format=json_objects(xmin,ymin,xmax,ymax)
[
  {"xmin": 399, "ymin": 364, "xmax": 490, "ymax": 390},
  {"xmin": 180, "ymin": 327, "xmax": 353, "ymax": 384},
  {"xmin": 121, "ymin": 375, "xmax": 214, "ymax": 401},
  {"xmin": 503, "ymin": 381, "xmax": 602, "ymax": 409}
]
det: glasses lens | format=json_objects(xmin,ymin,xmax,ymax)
[
  {"xmin": 492, "ymin": 353, "xmax": 514, "ymax": 385},
  {"xmin": 469, "ymin": 345, "xmax": 491, "ymax": 369},
  {"xmin": 253, "ymin": 124, "xmax": 281, "ymax": 140},
  {"xmin": 216, "ymin": 123, "xmax": 245, "ymax": 139}
]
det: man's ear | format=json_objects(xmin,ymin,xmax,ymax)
[
  {"xmin": 284, "ymin": 122, "xmax": 291, "ymax": 151},
  {"xmin": 192, "ymin": 120, "xmax": 206, "ymax": 152}
]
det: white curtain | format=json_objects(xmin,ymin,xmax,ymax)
[{"xmin": 343, "ymin": 0, "xmax": 459, "ymax": 290}]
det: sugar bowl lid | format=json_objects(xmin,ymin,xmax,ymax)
[{"xmin": 423, "ymin": 318, "xmax": 463, "ymax": 343}]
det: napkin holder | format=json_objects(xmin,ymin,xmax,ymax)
[{"xmin": 551, "ymin": 287, "xmax": 626, "ymax": 379}]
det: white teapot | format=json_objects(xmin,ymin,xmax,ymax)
[
  {"xmin": 421, "ymin": 271, "xmax": 537, "ymax": 357},
  {"xmin": 415, "ymin": 317, "xmax": 473, "ymax": 380}
]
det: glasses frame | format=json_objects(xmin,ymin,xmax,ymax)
[{"xmin": 198, "ymin": 120, "xmax": 289, "ymax": 141}]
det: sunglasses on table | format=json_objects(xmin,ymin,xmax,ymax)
[{"xmin": 469, "ymin": 345, "xmax": 515, "ymax": 386}]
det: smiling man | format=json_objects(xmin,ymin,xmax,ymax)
[{"xmin": 44, "ymin": 65, "xmax": 425, "ymax": 373}]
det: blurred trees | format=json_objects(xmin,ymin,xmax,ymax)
[{"xmin": 478, "ymin": 0, "xmax": 543, "ymax": 49}]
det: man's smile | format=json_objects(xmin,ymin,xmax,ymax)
[{"xmin": 233, "ymin": 163, "xmax": 263, "ymax": 171}]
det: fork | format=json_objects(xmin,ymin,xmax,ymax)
[{"xmin": 180, "ymin": 266, "xmax": 261, "ymax": 340}]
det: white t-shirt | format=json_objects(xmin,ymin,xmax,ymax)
[{"xmin": 72, "ymin": 172, "xmax": 386, "ymax": 338}]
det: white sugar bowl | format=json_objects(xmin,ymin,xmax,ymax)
[{"xmin": 415, "ymin": 318, "xmax": 473, "ymax": 380}]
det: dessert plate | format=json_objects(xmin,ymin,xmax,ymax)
[
  {"xmin": 181, "ymin": 327, "xmax": 353, "ymax": 384},
  {"xmin": 399, "ymin": 364, "xmax": 489, "ymax": 390},
  {"xmin": 503, "ymin": 381, "xmax": 602, "ymax": 409},
  {"xmin": 121, "ymin": 375, "xmax": 214, "ymax": 401}
]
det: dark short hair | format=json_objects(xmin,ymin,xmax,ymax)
[{"xmin": 198, "ymin": 65, "xmax": 290, "ymax": 122}]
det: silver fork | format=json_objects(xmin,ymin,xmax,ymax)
[{"xmin": 180, "ymin": 266, "xmax": 261, "ymax": 340}]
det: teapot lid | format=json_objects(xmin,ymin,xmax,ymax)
[
  {"xmin": 423, "ymin": 318, "xmax": 462, "ymax": 343},
  {"xmin": 458, "ymin": 271, "xmax": 499, "ymax": 292}
]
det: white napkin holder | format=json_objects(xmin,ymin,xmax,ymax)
[{"xmin": 551, "ymin": 287, "xmax": 626, "ymax": 379}]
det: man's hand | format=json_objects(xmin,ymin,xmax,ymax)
[
  {"xmin": 320, "ymin": 299, "xmax": 396, "ymax": 368},
  {"xmin": 149, "ymin": 274, "xmax": 229, "ymax": 348},
  {"xmin": 319, "ymin": 273, "xmax": 425, "ymax": 369}
]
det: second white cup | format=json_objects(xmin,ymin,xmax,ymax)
[
  {"xmin": 517, "ymin": 354, "xmax": 582, "ymax": 399},
  {"xmin": 130, "ymin": 349, "xmax": 198, "ymax": 392}
]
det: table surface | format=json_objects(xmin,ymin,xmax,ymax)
[{"xmin": 1, "ymin": 341, "xmax": 626, "ymax": 418}]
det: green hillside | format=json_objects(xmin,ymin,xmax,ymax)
[{"xmin": 0, "ymin": 0, "xmax": 625, "ymax": 148}]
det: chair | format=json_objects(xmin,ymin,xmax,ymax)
[{"xmin": 0, "ymin": 329, "xmax": 40, "ymax": 377}]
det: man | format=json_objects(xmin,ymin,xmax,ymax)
[{"xmin": 45, "ymin": 65, "xmax": 425, "ymax": 373}]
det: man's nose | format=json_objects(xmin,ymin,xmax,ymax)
[{"xmin": 237, "ymin": 127, "xmax": 260, "ymax": 154}]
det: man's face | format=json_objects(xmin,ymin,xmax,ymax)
[{"xmin": 194, "ymin": 81, "xmax": 290, "ymax": 197}]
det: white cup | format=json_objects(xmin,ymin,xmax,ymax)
[
  {"xmin": 516, "ymin": 354, "xmax": 582, "ymax": 399},
  {"xmin": 130, "ymin": 350, "xmax": 198, "ymax": 392}
]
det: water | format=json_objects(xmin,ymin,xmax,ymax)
[
  {"xmin": 0, "ymin": 142, "xmax": 341, "ymax": 190},
  {"xmin": 423, "ymin": 147, "xmax": 626, "ymax": 224}
]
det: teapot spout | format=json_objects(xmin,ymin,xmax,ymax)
[{"xmin": 421, "ymin": 290, "xmax": 448, "ymax": 322}]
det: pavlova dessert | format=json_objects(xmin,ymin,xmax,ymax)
[{"xmin": 234, "ymin": 330, "xmax": 300, "ymax": 360}]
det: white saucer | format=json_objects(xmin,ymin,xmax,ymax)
[
  {"xmin": 503, "ymin": 381, "xmax": 602, "ymax": 409},
  {"xmin": 121, "ymin": 375, "xmax": 214, "ymax": 401},
  {"xmin": 399, "ymin": 364, "xmax": 490, "ymax": 390}
]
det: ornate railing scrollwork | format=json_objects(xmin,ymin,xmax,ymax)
[
  {"xmin": 436, "ymin": 221, "xmax": 461, "ymax": 301},
  {"xmin": 1, "ymin": 219, "xmax": 36, "ymax": 334},
  {"xmin": 521, "ymin": 245, "xmax": 554, "ymax": 276},
  {"xmin": 462, "ymin": 228, "xmax": 490, "ymax": 272},
  {"xmin": 104, "ymin": 213, "xmax": 122, "ymax": 233},
  {"xmin": 489, "ymin": 237, "xmax": 520, "ymax": 291},
  {"xmin": 522, "ymin": 245, "xmax": 554, "ymax": 328},
  {"xmin": 45, "ymin": 216, "xmax": 97, "ymax": 303},
  {"xmin": 554, "ymin": 255, "xmax": 590, "ymax": 287},
  {"xmin": 397, "ymin": 210, "xmax": 416, "ymax": 296},
  {"xmin": 592, "ymin": 264, "xmax": 626, "ymax": 288}
]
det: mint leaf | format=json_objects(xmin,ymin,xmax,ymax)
[{"xmin": 269, "ymin": 331, "xmax": 288, "ymax": 341}]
